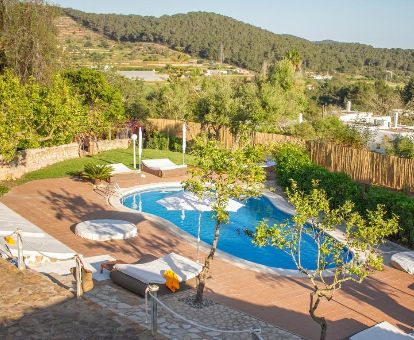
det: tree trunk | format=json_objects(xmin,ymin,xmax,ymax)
[
  {"xmin": 309, "ymin": 291, "xmax": 327, "ymax": 340},
  {"xmin": 194, "ymin": 221, "xmax": 221, "ymax": 304}
]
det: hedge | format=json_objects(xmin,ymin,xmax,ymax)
[{"xmin": 273, "ymin": 143, "xmax": 414, "ymax": 245}]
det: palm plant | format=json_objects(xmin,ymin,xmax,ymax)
[{"xmin": 81, "ymin": 163, "xmax": 113, "ymax": 183}]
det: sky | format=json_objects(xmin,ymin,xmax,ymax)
[{"xmin": 51, "ymin": 0, "xmax": 414, "ymax": 49}]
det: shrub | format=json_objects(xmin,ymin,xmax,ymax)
[
  {"xmin": 386, "ymin": 135, "xmax": 414, "ymax": 159},
  {"xmin": 272, "ymin": 143, "xmax": 312, "ymax": 188},
  {"xmin": 81, "ymin": 163, "xmax": 113, "ymax": 183},
  {"xmin": 145, "ymin": 131, "xmax": 169, "ymax": 150},
  {"xmin": 169, "ymin": 135, "xmax": 183, "ymax": 152},
  {"xmin": 363, "ymin": 187, "xmax": 414, "ymax": 244},
  {"xmin": 273, "ymin": 142, "xmax": 414, "ymax": 245},
  {"xmin": 0, "ymin": 184, "xmax": 9, "ymax": 197}
]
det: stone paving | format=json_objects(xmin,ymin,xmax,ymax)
[
  {"xmin": 85, "ymin": 282, "xmax": 301, "ymax": 340},
  {"xmin": 0, "ymin": 259, "xmax": 164, "ymax": 339}
]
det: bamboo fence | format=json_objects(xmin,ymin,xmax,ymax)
[{"xmin": 148, "ymin": 118, "xmax": 414, "ymax": 192}]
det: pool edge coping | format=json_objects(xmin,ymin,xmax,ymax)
[{"xmin": 109, "ymin": 182, "xmax": 340, "ymax": 277}]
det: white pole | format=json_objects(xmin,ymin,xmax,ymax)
[
  {"xmin": 75, "ymin": 255, "xmax": 82, "ymax": 298},
  {"xmin": 138, "ymin": 127, "xmax": 143, "ymax": 171},
  {"xmin": 131, "ymin": 134, "xmax": 137, "ymax": 169},
  {"xmin": 149, "ymin": 284, "xmax": 159, "ymax": 336},
  {"xmin": 16, "ymin": 228, "xmax": 25, "ymax": 271},
  {"xmin": 197, "ymin": 212, "xmax": 201, "ymax": 262},
  {"xmin": 182, "ymin": 123, "xmax": 186, "ymax": 165}
]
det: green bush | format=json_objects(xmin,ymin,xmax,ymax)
[
  {"xmin": 272, "ymin": 143, "xmax": 312, "ymax": 188},
  {"xmin": 169, "ymin": 136, "xmax": 183, "ymax": 152},
  {"xmin": 81, "ymin": 163, "xmax": 113, "ymax": 182},
  {"xmin": 145, "ymin": 131, "xmax": 169, "ymax": 150},
  {"xmin": 273, "ymin": 142, "xmax": 414, "ymax": 245},
  {"xmin": 363, "ymin": 187, "xmax": 414, "ymax": 244},
  {"xmin": 0, "ymin": 184, "xmax": 9, "ymax": 197}
]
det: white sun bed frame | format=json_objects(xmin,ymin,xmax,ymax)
[{"xmin": 141, "ymin": 158, "xmax": 187, "ymax": 177}]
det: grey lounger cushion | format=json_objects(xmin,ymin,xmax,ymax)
[{"xmin": 110, "ymin": 254, "xmax": 196, "ymax": 297}]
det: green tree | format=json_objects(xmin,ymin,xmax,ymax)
[
  {"xmin": 401, "ymin": 77, "xmax": 414, "ymax": 105},
  {"xmin": 184, "ymin": 138, "xmax": 266, "ymax": 303},
  {"xmin": 150, "ymin": 79, "xmax": 195, "ymax": 121},
  {"xmin": 230, "ymin": 81, "xmax": 266, "ymax": 143},
  {"xmin": 312, "ymin": 116, "xmax": 370, "ymax": 148},
  {"xmin": 0, "ymin": 71, "xmax": 85, "ymax": 161},
  {"xmin": 0, "ymin": 0, "xmax": 61, "ymax": 83},
  {"xmin": 252, "ymin": 181, "xmax": 398, "ymax": 339},
  {"xmin": 0, "ymin": 71, "xmax": 28, "ymax": 161},
  {"xmin": 268, "ymin": 59, "xmax": 295, "ymax": 91},
  {"xmin": 63, "ymin": 68, "xmax": 125, "ymax": 137},
  {"xmin": 285, "ymin": 49, "xmax": 302, "ymax": 72},
  {"xmin": 259, "ymin": 60, "xmax": 308, "ymax": 132},
  {"xmin": 385, "ymin": 135, "xmax": 414, "ymax": 159},
  {"xmin": 106, "ymin": 72, "xmax": 150, "ymax": 121},
  {"xmin": 195, "ymin": 77, "xmax": 235, "ymax": 139}
]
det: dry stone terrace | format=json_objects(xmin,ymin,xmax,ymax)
[{"xmin": 1, "ymin": 172, "xmax": 413, "ymax": 339}]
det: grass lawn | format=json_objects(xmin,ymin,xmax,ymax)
[{"xmin": 1, "ymin": 148, "xmax": 194, "ymax": 192}]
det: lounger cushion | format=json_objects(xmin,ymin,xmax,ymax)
[
  {"xmin": 142, "ymin": 159, "xmax": 187, "ymax": 171},
  {"xmin": 390, "ymin": 252, "xmax": 414, "ymax": 274},
  {"xmin": 114, "ymin": 252, "xmax": 202, "ymax": 284},
  {"xmin": 349, "ymin": 321, "xmax": 414, "ymax": 339},
  {"xmin": 109, "ymin": 163, "xmax": 131, "ymax": 174}
]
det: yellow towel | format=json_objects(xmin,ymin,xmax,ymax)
[
  {"xmin": 4, "ymin": 236, "xmax": 15, "ymax": 245},
  {"xmin": 164, "ymin": 269, "xmax": 180, "ymax": 292}
]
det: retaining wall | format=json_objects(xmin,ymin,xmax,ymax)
[{"xmin": 0, "ymin": 139, "xmax": 130, "ymax": 181}]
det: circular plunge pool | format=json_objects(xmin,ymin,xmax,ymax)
[{"xmin": 122, "ymin": 187, "xmax": 351, "ymax": 270}]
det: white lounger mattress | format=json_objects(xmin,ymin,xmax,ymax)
[
  {"xmin": 142, "ymin": 158, "xmax": 187, "ymax": 171},
  {"xmin": 114, "ymin": 253, "xmax": 203, "ymax": 284},
  {"xmin": 391, "ymin": 252, "xmax": 414, "ymax": 274},
  {"xmin": 350, "ymin": 321, "xmax": 414, "ymax": 339}
]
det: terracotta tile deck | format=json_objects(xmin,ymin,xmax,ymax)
[{"xmin": 1, "ymin": 173, "xmax": 413, "ymax": 340}]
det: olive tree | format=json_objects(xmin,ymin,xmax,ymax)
[
  {"xmin": 0, "ymin": 0, "xmax": 61, "ymax": 84},
  {"xmin": 252, "ymin": 180, "xmax": 399, "ymax": 340},
  {"xmin": 184, "ymin": 137, "xmax": 266, "ymax": 303}
]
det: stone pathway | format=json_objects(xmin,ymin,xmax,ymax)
[
  {"xmin": 0, "ymin": 259, "xmax": 164, "ymax": 339},
  {"xmin": 85, "ymin": 283, "xmax": 301, "ymax": 340}
]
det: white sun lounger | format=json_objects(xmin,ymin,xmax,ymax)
[
  {"xmin": 109, "ymin": 163, "xmax": 131, "ymax": 174},
  {"xmin": 114, "ymin": 252, "xmax": 202, "ymax": 284},
  {"xmin": 141, "ymin": 158, "xmax": 187, "ymax": 177},
  {"xmin": 390, "ymin": 252, "xmax": 414, "ymax": 274},
  {"xmin": 350, "ymin": 322, "xmax": 414, "ymax": 340}
]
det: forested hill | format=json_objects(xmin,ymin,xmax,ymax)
[{"xmin": 64, "ymin": 8, "xmax": 414, "ymax": 78}]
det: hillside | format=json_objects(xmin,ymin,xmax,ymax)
[
  {"xmin": 56, "ymin": 16, "xmax": 195, "ymax": 70},
  {"xmin": 63, "ymin": 9, "xmax": 414, "ymax": 79}
]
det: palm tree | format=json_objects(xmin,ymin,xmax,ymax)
[{"xmin": 285, "ymin": 49, "xmax": 302, "ymax": 72}]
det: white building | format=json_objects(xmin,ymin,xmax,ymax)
[
  {"xmin": 205, "ymin": 69, "xmax": 228, "ymax": 76},
  {"xmin": 117, "ymin": 70, "xmax": 169, "ymax": 82},
  {"xmin": 338, "ymin": 108, "xmax": 414, "ymax": 153}
]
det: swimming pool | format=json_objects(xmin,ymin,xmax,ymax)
[{"xmin": 122, "ymin": 187, "xmax": 350, "ymax": 270}]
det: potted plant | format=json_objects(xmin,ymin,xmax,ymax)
[{"xmin": 81, "ymin": 163, "xmax": 113, "ymax": 185}]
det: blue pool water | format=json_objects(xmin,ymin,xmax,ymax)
[{"xmin": 122, "ymin": 188, "xmax": 350, "ymax": 270}]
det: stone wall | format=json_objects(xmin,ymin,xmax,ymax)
[
  {"xmin": 96, "ymin": 139, "xmax": 129, "ymax": 152},
  {"xmin": 0, "ymin": 139, "xmax": 130, "ymax": 181}
]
